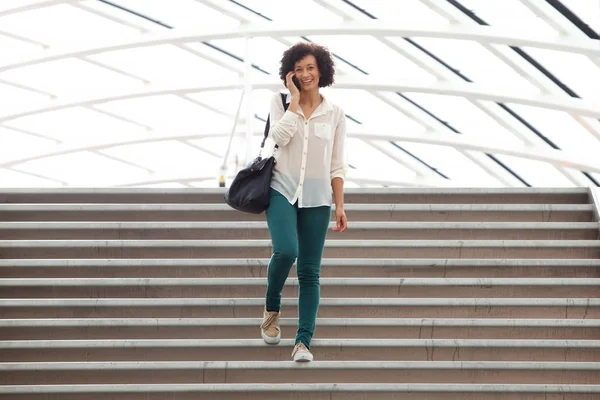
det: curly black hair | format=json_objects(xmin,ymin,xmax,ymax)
[{"xmin": 279, "ymin": 42, "xmax": 335, "ymax": 88}]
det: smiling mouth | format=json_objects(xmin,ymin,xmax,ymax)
[{"xmin": 301, "ymin": 79, "xmax": 313, "ymax": 85}]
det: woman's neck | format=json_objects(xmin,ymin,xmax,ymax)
[{"xmin": 299, "ymin": 89, "xmax": 321, "ymax": 107}]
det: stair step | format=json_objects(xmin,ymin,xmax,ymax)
[
  {"xmin": 2, "ymin": 258, "xmax": 599, "ymax": 278},
  {"xmin": 1, "ymin": 339, "xmax": 597, "ymax": 362},
  {"xmin": 1, "ymin": 298, "xmax": 597, "ymax": 319},
  {"xmin": 0, "ymin": 203, "xmax": 593, "ymax": 222},
  {"xmin": 1, "ymin": 221, "xmax": 597, "ymax": 240},
  {"xmin": 3, "ymin": 318, "xmax": 598, "ymax": 340},
  {"xmin": 1, "ymin": 187, "xmax": 597, "ymax": 395},
  {"xmin": 1, "ymin": 239, "xmax": 599, "ymax": 259},
  {"xmin": 0, "ymin": 187, "xmax": 589, "ymax": 204},
  {"xmin": 2, "ymin": 383, "xmax": 599, "ymax": 400},
  {"xmin": 0, "ymin": 360, "xmax": 598, "ymax": 384},
  {"xmin": 1, "ymin": 277, "xmax": 597, "ymax": 298}
]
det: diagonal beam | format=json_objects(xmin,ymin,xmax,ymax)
[{"xmin": 0, "ymin": 0, "xmax": 74, "ymax": 17}]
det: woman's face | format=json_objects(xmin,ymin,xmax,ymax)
[{"xmin": 294, "ymin": 54, "xmax": 321, "ymax": 91}]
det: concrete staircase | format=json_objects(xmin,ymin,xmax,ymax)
[{"xmin": 0, "ymin": 187, "xmax": 599, "ymax": 400}]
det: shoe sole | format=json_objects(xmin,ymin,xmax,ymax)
[
  {"xmin": 293, "ymin": 352, "xmax": 313, "ymax": 362},
  {"xmin": 261, "ymin": 330, "xmax": 280, "ymax": 344}
]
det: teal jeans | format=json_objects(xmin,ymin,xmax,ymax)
[{"xmin": 265, "ymin": 189, "xmax": 331, "ymax": 349}]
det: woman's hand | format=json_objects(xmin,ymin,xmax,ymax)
[
  {"xmin": 285, "ymin": 71, "xmax": 300, "ymax": 98},
  {"xmin": 333, "ymin": 208, "xmax": 347, "ymax": 232}
]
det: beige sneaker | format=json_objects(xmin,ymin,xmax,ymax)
[
  {"xmin": 292, "ymin": 342, "xmax": 313, "ymax": 362},
  {"xmin": 260, "ymin": 308, "xmax": 280, "ymax": 344}
]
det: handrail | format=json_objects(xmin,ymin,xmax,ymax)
[{"xmin": 218, "ymin": 91, "xmax": 245, "ymax": 187}]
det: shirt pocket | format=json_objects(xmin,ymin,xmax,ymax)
[{"xmin": 314, "ymin": 123, "xmax": 332, "ymax": 141}]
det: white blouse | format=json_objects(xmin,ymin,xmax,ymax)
[{"xmin": 268, "ymin": 91, "xmax": 348, "ymax": 208}]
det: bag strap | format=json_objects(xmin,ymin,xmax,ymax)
[{"xmin": 260, "ymin": 93, "xmax": 289, "ymax": 150}]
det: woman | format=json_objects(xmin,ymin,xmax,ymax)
[{"xmin": 260, "ymin": 42, "xmax": 348, "ymax": 362}]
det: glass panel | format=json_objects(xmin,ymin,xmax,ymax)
[
  {"xmin": 394, "ymin": 142, "xmax": 503, "ymax": 187},
  {"xmin": 0, "ymin": 81, "xmax": 48, "ymax": 116},
  {"xmin": 101, "ymin": 140, "xmax": 221, "ymax": 174},
  {"xmin": 492, "ymin": 154, "xmax": 576, "ymax": 187},
  {"xmin": 77, "ymin": 0, "xmax": 159, "ymax": 31},
  {"xmin": 322, "ymin": 89, "xmax": 427, "ymax": 133},
  {"xmin": 2, "ymin": 58, "xmax": 144, "ymax": 98},
  {"xmin": 456, "ymin": 0, "xmax": 558, "ymax": 35},
  {"xmin": 309, "ymin": 35, "xmax": 436, "ymax": 82},
  {"xmin": 111, "ymin": 0, "xmax": 240, "ymax": 30},
  {"xmin": 187, "ymin": 89, "xmax": 245, "ymax": 117},
  {"xmin": 350, "ymin": 0, "xmax": 448, "ymax": 23},
  {"xmin": 521, "ymin": 47, "xmax": 600, "ymax": 103},
  {"xmin": 95, "ymin": 95, "xmax": 232, "ymax": 135},
  {"xmin": 346, "ymin": 138, "xmax": 417, "ymax": 182},
  {"xmin": 91, "ymin": 44, "xmax": 239, "ymax": 86},
  {"xmin": 189, "ymin": 136, "xmax": 244, "ymax": 173},
  {"xmin": 0, "ymin": 168, "xmax": 59, "ymax": 187},
  {"xmin": 0, "ymin": 126, "xmax": 54, "ymax": 161},
  {"xmin": 399, "ymin": 93, "xmax": 525, "ymax": 145},
  {"xmin": 562, "ymin": 0, "xmax": 600, "ymax": 34},
  {"xmin": 251, "ymin": 89, "xmax": 280, "ymax": 121},
  {"xmin": 16, "ymin": 151, "xmax": 149, "ymax": 186},
  {"xmin": 0, "ymin": 33, "xmax": 41, "ymax": 63},
  {"xmin": 246, "ymin": 37, "xmax": 289, "ymax": 75},
  {"xmin": 236, "ymin": 0, "xmax": 342, "ymax": 23},
  {"xmin": 183, "ymin": 42, "xmax": 245, "ymax": 73},
  {"xmin": 0, "ymin": 0, "xmax": 49, "ymax": 12},
  {"xmin": 390, "ymin": 37, "xmax": 541, "ymax": 95},
  {"xmin": 0, "ymin": 3, "xmax": 140, "ymax": 46},
  {"xmin": 203, "ymin": 38, "xmax": 273, "ymax": 75},
  {"xmin": 507, "ymin": 104, "xmax": 600, "ymax": 158},
  {"xmin": 6, "ymin": 107, "xmax": 150, "ymax": 143}
]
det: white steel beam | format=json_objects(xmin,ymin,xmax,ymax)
[
  {"xmin": 7, "ymin": 166, "xmax": 67, "ymax": 186},
  {"xmin": 3, "ymin": 129, "xmax": 599, "ymax": 175},
  {"xmin": 520, "ymin": 0, "xmax": 585, "ymax": 37},
  {"xmin": 70, "ymin": 2, "xmax": 151, "ymax": 33},
  {"xmin": 1, "ymin": 79, "xmax": 598, "ymax": 123},
  {"xmin": 0, "ymin": 124, "xmax": 61, "ymax": 144},
  {"xmin": 1, "ymin": 22, "xmax": 597, "ymax": 73},
  {"xmin": 0, "ymin": 0, "xmax": 72, "ymax": 17},
  {"xmin": 193, "ymin": 0, "xmax": 252, "ymax": 23},
  {"xmin": 0, "ymin": 30, "xmax": 48, "ymax": 49},
  {"xmin": 0, "ymin": 78, "xmax": 55, "ymax": 98}
]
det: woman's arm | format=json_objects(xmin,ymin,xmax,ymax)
[
  {"xmin": 268, "ymin": 93, "xmax": 298, "ymax": 147},
  {"xmin": 331, "ymin": 109, "xmax": 348, "ymax": 232},
  {"xmin": 269, "ymin": 73, "xmax": 301, "ymax": 147},
  {"xmin": 332, "ymin": 177, "xmax": 345, "ymax": 209}
]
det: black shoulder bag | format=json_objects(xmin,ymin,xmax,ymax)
[{"xmin": 224, "ymin": 93, "xmax": 288, "ymax": 214}]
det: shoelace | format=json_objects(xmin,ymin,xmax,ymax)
[
  {"xmin": 261, "ymin": 312, "xmax": 279, "ymax": 331},
  {"xmin": 293, "ymin": 342, "xmax": 309, "ymax": 355}
]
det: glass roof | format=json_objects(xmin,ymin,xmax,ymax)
[{"xmin": 1, "ymin": 0, "xmax": 599, "ymax": 188}]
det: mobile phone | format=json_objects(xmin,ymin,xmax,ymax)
[{"xmin": 292, "ymin": 75, "xmax": 301, "ymax": 91}]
